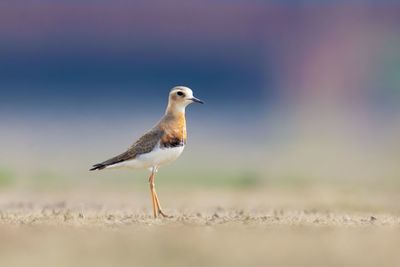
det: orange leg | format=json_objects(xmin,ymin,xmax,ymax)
[
  {"xmin": 153, "ymin": 190, "xmax": 171, "ymax": 218},
  {"xmin": 148, "ymin": 168, "xmax": 170, "ymax": 218},
  {"xmin": 148, "ymin": 171, "xmax": 158, "ymax": 218}
]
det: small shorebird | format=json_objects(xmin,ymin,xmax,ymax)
[{"xmin": 90, "ymin": 86, "xmax": 204, "ymax": 218}]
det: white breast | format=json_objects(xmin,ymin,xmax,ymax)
[{"xmin": 105, "ymin": 144, "xmax": 185, "ymax": 170}]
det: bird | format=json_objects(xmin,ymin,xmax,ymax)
[{"xmin": 90, "ymin": 86, "xmax": 204, "ymax": 218}]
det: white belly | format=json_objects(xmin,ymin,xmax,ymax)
[{"xmin": 106, "ymin": 145, "xmax": 185, "ymax": 170}]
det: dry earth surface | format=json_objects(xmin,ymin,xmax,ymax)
[{"xmin": 0, "ymin": 188, "xmax": 399, "ymax": 267}]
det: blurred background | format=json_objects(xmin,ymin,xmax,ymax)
[{"xmin": 0, "ymin": 0, "xmax": 399, "ymax": 193}]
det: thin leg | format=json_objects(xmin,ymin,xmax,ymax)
[
  {"xmin": 148, "ymin": 167, "xmax": 171, "ymax": 218},
  {"xmin": 153, "ymin": 190, "xmax": 171, "ymax": 218},
  {"xmin": 149, "ymin": 170, "xmax": 158, "ymax": 218}
]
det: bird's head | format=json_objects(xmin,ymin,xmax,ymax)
[{"xmin": 167, "ymin": 86, "xmax": 204, "ymax": 114}]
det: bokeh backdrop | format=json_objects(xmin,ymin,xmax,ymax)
[{"xmin": 0, "ymin": 0, "xmax": 399, "ymax": 192}]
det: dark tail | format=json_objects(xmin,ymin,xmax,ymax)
[{"xmin": 89, "ymin": 163, "xmax": 106, "ymax": 171}]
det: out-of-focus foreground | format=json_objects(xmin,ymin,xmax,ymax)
[{"xmin": 0, "ymin": 189, "xmax": 400, "ymax": 267}]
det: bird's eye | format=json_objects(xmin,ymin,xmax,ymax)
[{"xmin": 177, "ymin": 91, "xmax": 185, "ymax": 97}]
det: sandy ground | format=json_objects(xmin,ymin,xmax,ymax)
[{"xmin": 0, "ymin": 188, "xmax": 399, "ymax": 267}]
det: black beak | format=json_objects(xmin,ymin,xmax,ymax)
[{"xmin": 190, "ymin": 97, "xmax": 204, "ymax": 104}]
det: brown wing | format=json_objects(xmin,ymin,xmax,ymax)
[{"xmin": 89, "ymin": 128, "xmax": 164, "ymax": 170}]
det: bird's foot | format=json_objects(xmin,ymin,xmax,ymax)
[{"xmin": 158, "ymin": 209, "xmax": 172, "ymax": 218}]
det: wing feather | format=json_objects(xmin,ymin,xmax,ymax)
[{"xmin": 89, "ymin": 128, "xmax": 163, "ymax": 170}]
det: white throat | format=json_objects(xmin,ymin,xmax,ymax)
[{"xmin": 166, "ymin": 103, "xmax": 187, "ymax": 115}]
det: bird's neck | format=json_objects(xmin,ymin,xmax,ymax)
[
  {"xmin": 164, "ymin": 109, "xmax": 186, "ymax": 127},
  {"xmin": 165, "ymin": 103, "xmax": 186, "ymax": 116},
  {"xmin": 162, "ymin": 104, "xmax": 187, "ymax": 140}
]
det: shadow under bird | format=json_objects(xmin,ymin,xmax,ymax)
[{"xmin": 90, "ymin": 86, "xmax": 204, "ymax": 218}]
